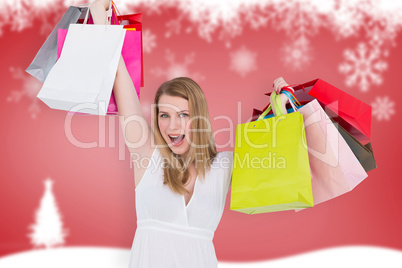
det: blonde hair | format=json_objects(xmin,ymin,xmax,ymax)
[{"xmin": 153, "ymin": 77, "xmax": 217, "ymax": 195}]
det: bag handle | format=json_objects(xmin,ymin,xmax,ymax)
[
  {"xmin": 257, "ymin": 88, "xmax": 303, "ymax": 121},
  {"xmin": 282, "ymin": 86, "xmax": 301, "ymax": 106},
  {"xmin": 110, "ymin": 1, "xmax": 120, "ymax": 25},
  {"xmin": 283, "ymin": 87, "xmax": 302, "ymax": 105},
  {"xmin": 112, "ymin": 1, "xmax": 121, "ymax": 17},
  {"xmin": 281, "ymin": 90, "xmax": 299, "ymax": 112},
  {"xmin": 256, "ymin": 91, "xmax": 284, "ymax": 120},
  {"xmin": 256, "ymin": 104, "xmax": 272, "ymax": 121},
  {"xmin": 106, "ymin": 0, "xmax": 113, "ymax": 24},
  {"xmin": 271, "ymin": 90, "xmax": 287, "ymax": 116}
]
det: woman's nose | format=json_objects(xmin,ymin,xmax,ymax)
[{"xmin": 168, "ymin": 115, "xmax": 183, "ymax": 131}]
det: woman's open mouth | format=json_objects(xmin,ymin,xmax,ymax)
[{"xmin": 168, "ymin": 134, "xmax": 185, "ymax": 146}]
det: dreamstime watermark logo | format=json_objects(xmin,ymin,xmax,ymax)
[{"xmin": 63, "ymin": 100, "xmax": 341, "ymax": 168}]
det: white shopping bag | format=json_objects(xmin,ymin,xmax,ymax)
[{"xmin": 37, "ymin": 16, "xmax": 126, "ymax": 115}]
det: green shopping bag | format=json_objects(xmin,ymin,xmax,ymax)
[{"xmin": 230, "ymin": 91, "xmax": 314, "ymax": 214}]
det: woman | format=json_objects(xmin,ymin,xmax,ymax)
[{"xmin": 90, "ymin": 1, "xmax": 289, "ymax": 266}]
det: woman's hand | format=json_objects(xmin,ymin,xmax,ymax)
[
  {"xmin": 273, "ymin": 77, "xmax": 293, "ymax": 94},
  {"xmin": 271, "ymin": 77, "xmax": 292, "ymax": 115},
  {"xmin": 89, "ymin": 0, "xmax": 111, "ymax": 25}
]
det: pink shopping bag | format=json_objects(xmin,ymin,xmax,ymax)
[{"xmin": 278, "ymin": 90, "xmax": 368, "ymax": 208}]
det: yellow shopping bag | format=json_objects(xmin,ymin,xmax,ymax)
[{"xmin": 230, "ymin": 91, "xmax": 314, "ymax": 214}]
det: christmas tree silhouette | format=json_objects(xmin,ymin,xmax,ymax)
[{"xmin": 28, "ymin": 178, "xmax": 69, "ymax": 249}]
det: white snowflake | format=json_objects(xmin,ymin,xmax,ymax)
[
  {"xmin": 364, "ymin": 0, "xmax": 402, "ymax": 46},
  {"xmin": 7, "ymin": 67, "xmax": 42, "ymax": 119},
  {"xmin": 165, "ymin": 18, "xmax": 182, "ymax": 39},
  {"xmin": 328, "ymin": 0, "xmax": 368, "ymax": 39},
  {"xmin": 229, "ymin": 46, "xmax": 257, "ymax": 77},
  {"xmin": 142, "ymin": 29, "xmax": 157, "ymax": 54},
  {"xmin": 3, "ymin": 0, "xmax": 402, "ymax": 91},
  {"xmin": 339, "ymin": 42, "xmax": 387, "ymax": 92},
  {"xmin": 281, "ymin": 35, "xmax": 311, "ymax": 71},
  {"xmin": 365, "ymin": 23, "xmax": 395, "ymax": 49},
  {"xmin": 151, "ymin": 49, "xmax": 204, "ymax": 81},
  {"xmin": 271, "ymin": 0, "xmax": 328, "ymax": 35},
  {"xmin": 270, "ymin": 1, "xmax": 328, "ymax": 69},
  {"xmin": 2, "ymin": 0, "xmax": 402, "ymax": 44},
  {"xmin": 0, "ymin": 0, "xmax": 67, "ymax": 36},
  {"xmin": 371, "ymin": 96, "xmax": 395, "ymax": 121}
]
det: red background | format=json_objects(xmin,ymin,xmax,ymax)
[{"xmin": 0, "ymin": 1, "xmax": 401, "ymax": 262}]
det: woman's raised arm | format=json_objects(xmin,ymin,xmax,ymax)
[{"xmin": 90, "ymin": 0, "xmax": 153, "ymax": 185}]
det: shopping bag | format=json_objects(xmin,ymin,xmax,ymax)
[
  {"xmin": 333, "ymin": 120, "xmax": 377, "ymax": 172},
  {"xmin": 37, "ymin": 12, "xmax": 126, "ymax": 115},
  {"xmin": 280, "ymin": 90, "xmax": 368, "ymax": 207},
  {"xmin": 263, "ymin": 107, "xmax": 296, "ymax": 118},
  {"xmin": 25, "ymin": 5, "xmax": 88, "ymax": 83},
  {"xmin": 253, "ymin": 100, "xmax": 309, "ymax": 121},
  {"xmin": 114, "ymin": 13, "xmax": 144, "ymax": 87},
  {"xmin": 292, "ymin": 79, "xmax": 371, "ymax": 143},
  {"xmin": 231, "ymin": 92, "xmax": 314, "ymax": 214},
  {"xmin": 57, "ymin": 28, "xmax": 141, "ymax": 115},
  {"xmin": 265, "ymin": 79, "xmax": 372, "ymax": 143},
  {"xmin": 85, "ymin": 3, "xmax": 144, "ymax": 87},
  {"xmin": 251, "ymin": 108, "xmax": 264, "ymax": 121}
]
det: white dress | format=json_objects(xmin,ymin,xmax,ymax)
[{"xmin": 128, "ymin": 147, "xmax": 233, "ymax": 267}]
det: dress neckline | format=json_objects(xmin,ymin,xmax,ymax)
[{"xmin": 183, "ymin": 175, "xmax": 198, "ymax": 208}]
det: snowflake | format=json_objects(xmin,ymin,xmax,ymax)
[
  {"xmin": 229, "ymin": 46, "xmax": 257, "ymax": 77},
  {"xmin": 339, "ymin": 42, "xmax": 387, "ymax": 92},
  {"xmin": 151, "ymin": 49, "xmax": 204, "ymax": 81},
  {"xmin": 0, "ymin": 0, "xmax": 66, "ymax": 37},
  {"xmin": 165, "ymin": 18, "xmax": 182, "ymax": 39},
  {"xmin": 7, "ymin": 67, "xmax": 42, "ymax": 119},
  {"xmin": 271, "ymin": 0, "xmax": 329, "ymax": 36},
  {"xmin": 365, "ymin": 23, "xmax": 396, "ymax": 49},
  {"xmin": 143, "ymin": 29, "xmax": 157, "ymax": 54},
  {"xmin": 270, "ymin": 1, "xmax": 327, "ymax": 69},
  {"xmin": 328, "ymin": 0, "xmax": 368, "ymax": 39},
  {"xmin": 364, "ymin": 0, "xmax": 402, "ymax": 47},
  {"xmin": 281, "ymin": 35, "xmax": 311, "ymax": 71},
  {"xmin": 3, "ymin": 0, "xmax": 402, "ymax": 45},
  {"xmin": 371, "ymin": 96, "xmax": 395, "ymax": 121}
]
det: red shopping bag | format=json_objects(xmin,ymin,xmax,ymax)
[
  {"xmin": 306, "ymin": 79, "xmax": 371, "ymax": 143},
  {"xmin": 267, "ymin": 79, "xmax": 372, "ymax": 143}
]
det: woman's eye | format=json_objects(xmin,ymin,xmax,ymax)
[
  {"xmin": 160, "ymin": 114, "xmax": 169, "ymax": 118},
  {"xmin": 179, "ymin": 113, "xmax": 189, "ymax": 118}
]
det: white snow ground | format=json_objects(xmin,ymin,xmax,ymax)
[{"xmin": 0, "ymin": 246, "xmax": 401, "ymax": 268}]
